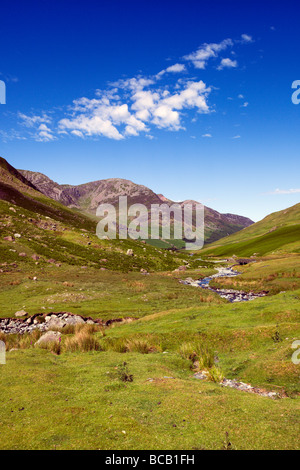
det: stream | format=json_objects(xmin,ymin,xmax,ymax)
[{"xmin": 181, "ymin": 267, "xmax": 267, "ymax": 302}]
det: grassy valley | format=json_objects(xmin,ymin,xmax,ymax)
[{"xmin": 0, "ymin": 157, "xmax": 299, "ymax": 450}]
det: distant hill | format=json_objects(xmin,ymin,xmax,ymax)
[
  {"xmin": 200, "ymin": 203, "xmax": 300, "ymax": 256},
  {"xmin": 20, "ymin": 168, "xmax": 254, "ymax": 243}
]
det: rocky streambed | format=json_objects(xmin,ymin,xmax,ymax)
[{"xmin": 181, "ymin": 267, "xmax": 267, "ymax": 302}]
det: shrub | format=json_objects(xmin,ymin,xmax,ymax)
[{"xmin": 116, "ymin": 362, "xmax": 133, "ymax": 382}]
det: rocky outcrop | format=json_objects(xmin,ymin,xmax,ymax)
[
  {"xmin": 0, "ymin": 312, "xmax": 95, "ymax": 335},
  {"xmin": 0, "ymin": 312, "xmax": 136, "ymax": 335}
]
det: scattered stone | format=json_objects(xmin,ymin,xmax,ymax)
[
  {"xmin": 15, "ymin": 310, "xmax": 28, "ymax": 318},
  {"xmin": 31, "ymin": 254, "xmax": 40, "ymax": 261},
  {"xmin": 9, "ymin": 207, "xmax": 16, "ymax": 213},
  {"xmin": 194, "ymin": 372, "xmax": 280, "ymax": 399},
  {"xmin": 14, "ymin": 233, "xmax": 21, "ymax": 238},
  {"xmin": 126, "ymin": 249, "xmax": 134, "ymax": 256},
  {"xmin": 3, "ymin": 236, "xmax": 14, "ymax": 242},
  {"xmin": 177, "ymin": 265, "xmax": 187, "ymax": 271},
  {"xmin": 19, "ymin": 252, "xmax": 27, "ymax": 257}
]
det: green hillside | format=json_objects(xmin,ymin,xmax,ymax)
[
  {"xmin": 0, "ymin": 157, "xmax": 196, "ymax": 273},
  {"xmin": 200, "ymin": 203, "xmax": 300, "ymax": 257}
]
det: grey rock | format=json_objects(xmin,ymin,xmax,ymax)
[
  {"xmin": 35, "ymin": 331, "xmax": 61, "ymax": 347},
  {"xmin": 15, "ymin": 310, "xmax": 28, "ymax": 317}
]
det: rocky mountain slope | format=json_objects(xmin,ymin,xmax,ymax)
[
  {"xmin": 20, "ymin": 168, "xmax": 254, "ymax": 243},
  {"xmin": 0, "ymin": 156, "xmax": 188, "ymax": 272}
]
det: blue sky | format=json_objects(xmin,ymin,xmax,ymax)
[{"xmin": 0, "ymin": 0, "xmax": 299, "ymax": 221}]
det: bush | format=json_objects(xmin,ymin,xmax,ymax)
[{"xmin": 116, "ymin": 362, "xmax": 133, "ymax": 382}]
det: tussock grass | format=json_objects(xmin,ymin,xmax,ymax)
[
  {"xmin": 64, "ymin": 325, "xmax": 102, "ymax": 352},
  {"xmin": 207, "ymin": 365, "xmax": 225, "ymax": 383},
  {"xmin": 179, "ymin": 341, "xmax": 215, "ymax": 368},
  {"xmin": 102, "ymin": 335, "xmax": 161, "ymax": 354},
  {"xmin": 0, "ymin": 330, "xmax": 42, "ymax": 350},
  {"xmin": 179, "ymin": 341, "xmax": 224, "ymax": 382}
]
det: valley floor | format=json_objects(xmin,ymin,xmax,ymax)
[{"xmin": 0, "ymin": 255, "xmax": 299, "ymax": 450}]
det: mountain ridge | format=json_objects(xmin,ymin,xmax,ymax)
[{"xmin": 19, "ymin": 167, "xmax": 254, "ymax": 243}]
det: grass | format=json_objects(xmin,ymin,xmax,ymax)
[
  {"xmin": 64, "ymin": 326, "xmax": 102, "ymax": 352},
  {"xmin": 200, "ymin": 202, "xmax": 300, "ymax": 257},
  {"xmin": 202, "ymin": 225, "xmax": 300, "ymax": 257},
  {"xmin": 210, "ymin": 255, "xmax": 300, "ymax": 294},
  {"xmin": 0, "ymin": 264, "xmax": 219, "ymax": 320},
  {"xmin": 0, "ymin": 349, "xmax": 299, "ymax": 450}
]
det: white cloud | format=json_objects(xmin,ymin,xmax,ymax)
[
  {"xmin": 217, "ymin": 58, "xmax": 238, "ymax": 70},
  {"xmin": 232, "ymin": 135, "xmax": 241, "ymax": 139},
  {"xmin": 241, "ymin": 34, "xmax": 253, "ymax": 43},
  {"xmin": 156, "ymin": 63, "xmax": 186, "ymax": 78},
  {"xmin": 241, "ymin": 102, "xmax": 249, "ymax": 107},
  {"xmin": 268, "ymin": 188, "xmax": 300, "ymax": 195},
  {"xmin": 59, "ymin": 99, "xmax": 148, "ymax": 140},
  {"xmin": 184, "ymin": 38, "xmax": 233, "ymax": 69},
  {"xmin": 202, "ymin": 133, "xmax": 212, "ymax": 138},
  {"xmin": 36, "ymin": 123, "xmax": 55, "ymax": 142},
  {"xmin": 71, "ymin": 130, "xmax": 84, "ymax": 138},
  {"xmin": 19, "ymin": 113, "xmax": 52, "ymax": 127},
  {"xmin": 14, "ymin": 34, "xmax": 253, "ymax": 142},
  {"xmin": 59, "ymin": 115, "xmax": 124, "ymax": 140},
  {"xmin": 58, "ymin": 79, "xmax": 211, "ymax": 138}
]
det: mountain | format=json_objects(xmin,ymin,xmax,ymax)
[
  {"xmin": 0, "ymin": 156, "xmax": 184, "ymax": 272},
  {"xmin": 201, "ymin": 202, "xmax": 300, "ymax": 257},
  {"xmin": 19, "ymin": 169, "xmax": 254, "ymax": 243}
]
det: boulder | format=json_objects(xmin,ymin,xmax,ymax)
[
  {"xmin": 35, "ymin": 331, "xmax": 61, "ymax": 347},
  {"xmin": 65, "ymin": 315, "xmax": 85, "ymax": 326},
  {"xmin": 15, "ymin": 310, "xmax": 28, "ymax": 317}
]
